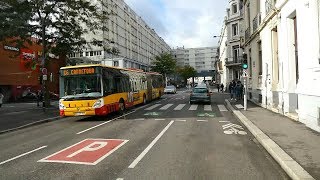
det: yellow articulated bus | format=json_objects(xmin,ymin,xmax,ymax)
[{"xmin": 59, "ymin": 64, "xmax": 164, "ymax": 117}]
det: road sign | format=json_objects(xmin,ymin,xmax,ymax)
[
  {"xmin": 41, "ymin": 68, "xmax": 47, "ymax": 75},
  {"xmin": 38, "ymin": 139, "xmax": 128, "ymax": 165},
  {"xmin": 42, "ymin": 75, "xmax": 47, "ymax": 81}
]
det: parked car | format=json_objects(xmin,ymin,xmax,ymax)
[
  {"xmin": 189, "ymin": 86, "xmax": 211, "ymax": 104},
  {"xmin": 164, "ymin": 85, "xmax": 177, "ymax": 94}
]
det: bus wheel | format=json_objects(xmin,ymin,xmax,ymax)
[
  {"xmin": 118, "ymin": 99, "xmax": 125, "ymax": 114},
  {"xmin": 143, "ymin": 94, "xmax": 147, "ymax": 104}
]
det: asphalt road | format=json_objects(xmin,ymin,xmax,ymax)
[{"xmin": 0, "ymin": 89, "xmax": 289, "ymax": 180}]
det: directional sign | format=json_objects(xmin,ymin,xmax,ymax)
[
  {"xmin": 38, "ymin": 139, "xmax": 128, "ymax": 165},
  {"xmin": 197, "ymin": 112, "xmax": 215, "ymax": 117},
  {"xmin": 144, "ymin": 112, "xmax": 162, "ymax": 116}
]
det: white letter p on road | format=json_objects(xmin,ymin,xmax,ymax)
[{"xmin": 67, "ymin": 142, "xmax": 108, "ymax": 158}]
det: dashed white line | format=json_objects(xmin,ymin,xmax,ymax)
[
  {"xmin": 174, "ymin": 104, "xmax": 186, "ymax": 110},
  {"xmin": 197, "ymin": 120, "xmax": 208, "ymax": 122},
  {"xmin": 128, "ymin": 120, "xmax": 174, "ymax": 168},
  {"xmin": 116, "ymin": 178, "xmax": 124, "ymax": 180},
  {"xmin": 155, "ymin": 119, "xmax": 166, "ymax": 121},
  {"xmin": 145, "ymin": 104, "xmax": 162, "ymax": 110},
  {"xmin": 175, "ymin": 120, "xmax": 187, "ymax": 122},
  {"xmin": 133, "ymin": 118, "xmax": 145, "ymax": 121},
  {"xmin": 76, "ymin": 111, "xmax": 135, "ymax": 135},
  {"xmin": 218, "ymin": 105, "xmax": 228, "ymax": 112},
  {"xmin": 188, "ymin": 105, "xmax": 198, "ymax": 111},
  {"xmin": 4, "ymin": 111, "xmax": 27, "ymax": 115},
  {"xmin": 0, "ymin": 146, "xmax": 47, "ymax": 165},
  {"xmin": 204, "ymin": 105, "xmax": 212, "ymax": 111},
  {"xmin": 219, "ymin": 121, "xmax": 230, "ymax": 123},
  {"xmin": 159, "ymin": 104, "xmax": 173, "ymax": 110}
]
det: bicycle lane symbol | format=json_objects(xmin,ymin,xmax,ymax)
[{"xmin": 219, "ymin": 121, "xmax": 247, "ymax": 135}]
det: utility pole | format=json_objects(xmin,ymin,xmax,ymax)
[{"xmin": 242, "ymin": 53, "xmax": 248, "ymax": 111}]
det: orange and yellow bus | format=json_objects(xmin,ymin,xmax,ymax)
[{"xmin": 59, "ymin": 64, "xmax": 164, "ymax": 117}]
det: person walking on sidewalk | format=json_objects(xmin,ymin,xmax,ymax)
[
  {"xmin": 220, "ymin": 83, "xmax": 224, "ymax": 93},
  {"xmin": 0, "ymin": 92, "xmax": 4, "ymax": 108}
]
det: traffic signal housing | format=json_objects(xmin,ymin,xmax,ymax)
[{"xmin": 242, "ymin": 53, "xmax": 248, "ymax": 69}]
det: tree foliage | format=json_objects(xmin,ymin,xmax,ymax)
[
  {"xmin": 177, "ymin": 65, "xmax": 197, "ymax": 81},
  {"xmin": 151, "ymin": 53, "xmax": 176, "ymax": 75},
  {"xmin": 0, "ymin": 0, "xmax": 111, "ymax": 55}
]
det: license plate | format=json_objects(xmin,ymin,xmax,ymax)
[{"xmin": 75, "ymin": 112, "xmax": 85, "ymax": 116}]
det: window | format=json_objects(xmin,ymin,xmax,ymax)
[
  {"xmin": 90, "ymin": 51, "xmax": 94, "ymax": 56},
  {"xmin": 86, "ymin": 52, "xmax": 89, "ymax": 56},
  {"xmin": 232, "ymin": 23, "xmax": 238, "ymax": 36},
  {"xmin": 80, "ymin": 52, "xmax": 83, "ymax": 57},
  {"xmin": 232, "ymin": 3, "xmax": 238, "ymax": 14},
  {"xmin": 258, "ymin": 41, "xmax": 263, "ymax": 76},
  {"xmin": 232, "ymin": 45, "xmax": 240, "ymax": 63},
  {"xmin": 113, "ymin": 61, "xmax": 119, "ymax": 67}
]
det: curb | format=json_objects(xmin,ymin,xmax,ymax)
[
  {"xmin": 225, "ymin": 99, "xmax": 315, "ymax": 180},
  {"xmin": 0, "ymin": 116, "xmax": 61, "ymax": 134}
]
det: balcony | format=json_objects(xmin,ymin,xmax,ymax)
[
  {"xmin": 252, "ymin": 13, "xmax": 261, "ymax": 32},
  {"xmin": 265, "ymin": 0, "xmax": 274, "ymax": 15},
  {"xmin": 225, "ymin": 56, "xmax": 242, "ymax": 67}
]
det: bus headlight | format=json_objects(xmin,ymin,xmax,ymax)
[
  {"xmin": 93, "ymin": 98, "xmax": 104, "ymax": 108},
  {"xmin": 59, "ymin": 100, "xmax": 66, "ymax": 110}
]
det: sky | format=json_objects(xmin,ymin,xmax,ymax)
[{"xmin": 124, "ymin": 0, "xmax": 228, "ymax": 49}]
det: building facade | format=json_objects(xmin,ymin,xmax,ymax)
[
  {"xmin": 172, "ymin": 46, "xmax": 218, "ymax": 76},
  {"xmin": 216, "ymin": 0, "xmax": 245, "ymax": 89},
  {"xmin": 243, "ymin": 0, "xmax": 320, "ymax": 132},
  {"xmin": 69, "ymin": 0, "xmax": 171, "ymax": 71}
]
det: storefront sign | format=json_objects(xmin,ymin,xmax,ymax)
[{"xmin": 3, "ymin": 45, "xmax": 19, "ymax": 52}]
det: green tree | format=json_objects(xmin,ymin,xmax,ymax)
[
  {"xmin": 177, "ymin": 65, "xmax": 197, "ymax": 84},
  {"xmin": 151, "ymin": 53, "xmax": 176, "ymax": 82},
  {"xmin": 0, "ymin": 0, "xmax": 111, "ymax": 106}
]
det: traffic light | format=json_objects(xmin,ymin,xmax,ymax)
[{"xmin": 242, "ymin": 53, "xmax": 248, "ymax": 69}]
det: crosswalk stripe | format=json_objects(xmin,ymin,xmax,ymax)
[
  {"xmin": 145, "ymin": 104, "xmax": 162, "ymax": 110},
  {"xmin": 174, "ymin": 104, "xmax": 186, "ymax": 110},
  {"xmin": 189, "ymin": 105, "xmax": 198, "ymax": 111},
  {"xmin": 235, "ymin": 104, "xmax": 244, "ymax": 109},
  {"xmin": 160, "ymin": 104, "xmax": 173, "ymax": 110},
  {"xmin": 204, "ymin": 105, "xmax": 212, "ymax": 111},
  {"xmin": 218, "ymin": 105, "xmax": 228, "ymax": 112}
]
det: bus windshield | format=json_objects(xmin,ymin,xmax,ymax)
[{"xmin": 62, "ymin": 75, "xmax": 102, "ymax": 100}]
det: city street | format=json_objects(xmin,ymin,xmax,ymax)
[{"xmin": 0, "ymin": 89, "xmax": 289, "ymax": 180}]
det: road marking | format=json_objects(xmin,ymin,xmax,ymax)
[
  {"xmin": 134, "ymin": 104, "xmax": 150, "ymax": 111},
  {"xmin": 235, "ymin": 104, "xmax": 244, "ymax": 109},
  {"xmin": 116, "ymin": 178, "xmax": 124, "ymax": 180},
  {"xmin": 3, "ymin": 111, "xmax": 28, "ymax": 115},
  {"xmin": 76, "ymin": 111, "xmax": 135, "ymax": 135},
  {"xmin": 204, "ymin": 105, "xmax": 212, "ymax": 111},
  {"xmin": 175, "ymin": 120, "xmax": 186, "ymax": 122},
  {"xmin": 218, "ymin": 105, "xmax": 228, "ymax": 112},
  {"xmin": 197, "ymin": 120, "xmax": 208, "ymax": 122},
  {"xmin": 145, "ymin": 104, "xmax": 161, "ymax": 110},
  {"xmin": 0, "ymin": 146, "xmax": 47, "ymax": 165},
  {"xmin": 128, "ymin": 120, "xmax": 174, "ymax": 168},
  {"xmin": 222, "ymin": 123, "xmax": 247, "ymax": 135},
  {"xmin": 133, "ymin": 118, "xmax": 145, "ymax": 121},
  {"xmin": 159, "ymin": 104, "xmax": 173, "ymax": 110},
  {"xmin": 174, "ymin": 104, "xmax": 186, "ymax": 110},
  {"xmin": 38, "ymin": 139, "xmax": 128, "ymax": 165},
  {"xmin": 154, "ymin": 119, "xmax": 165, "ymax": 121},
  {"xmin": 188, "ymin": 105, "xmax": 198, "ymax": 111},
  {"xmin": 219, "ymin": 121, "xmax": 230, "ymax": 123}
]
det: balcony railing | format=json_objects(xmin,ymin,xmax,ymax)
[
  {"xmin": 225, "ymin": 56, "xmax": 242, "ymax": 65},
  {"xmin": 252, "ymin": 13, "xmax": 261, "ymax": 32},
  {"xmin": 245, "ymin": 27, "xmax": 251, "ymax": 41}
]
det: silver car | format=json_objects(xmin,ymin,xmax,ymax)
[
  {"xmin": 189, "ymin": 86, "xmax": 211, "ymax": 104},
  {"xmin": 164, "ymin": 85, "xmax": 177, "ymax": 94}
]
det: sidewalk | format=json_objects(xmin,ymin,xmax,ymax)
[
  {"xmin": 226, "ymin": 99, "xmax": 319, "ymax": 180},
  {"xmin": 0, "ymin": 101, "xmax": 61, "ymax": 133}
]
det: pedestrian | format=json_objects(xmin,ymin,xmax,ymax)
[
  {"xmin": 217, "ymin": 83, "xmax": 220, "ymax": 92},
  {"xmin": 0, "ymin": 92, "xmax": 4, "ymax": 108},
  {"xmin": 235, "ymin": 81, "xmax": 242, "ymax": 100},
  {"xmin": 229, "ymin": 81, "xmax": 234, "ymax": 100},
  {"xmin": 37, "ymin": 90, "xmax": 43, "ymax": 107},
  {"xmin": 220, "ymin": 83, "xmax": 224, "ymax": 92}
]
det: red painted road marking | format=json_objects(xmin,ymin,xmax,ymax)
[{"xmin": 38, "ymin": 139, "xmax": 128, "ymax": 165}]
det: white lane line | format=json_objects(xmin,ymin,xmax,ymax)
[
  {"xmin": 174, "ymin": 104, "xmax": 186, "ymax": 110},
  {"xmin": 218, "ymin": 105, "xmax": 228, "ymax": 112},
  {"xmin": 159, "ymin": 104, "xmax": 173, "ymax": 110},
  {"xmin": 77, "ymin": 111, "xmax": 135, "ymax": 135},
  {"xmin": 116, "ymin": 178, "xmax": 124, "ymax": 180},
  {"xmin": 134, "ymin": 104, "xmax": 150, "ymax": 111},
  {"xmin": 155, "ymin": 119, "xmax": 166, "ymax": 121},
  {"xmin": 128, "ymin": 120, "xmax": 174, "ymax": 168},
  {"xmin": 134, "ymin": 118, "xmax": 145, "ymax": 121},
  {"xmin": 219, "ymin": 121, "xmax": 230, "ymax": 123},
  {"xmin": 4, "ymin": 111, "xmax": 28, "ymax": 115},
  {"xmin": 0, "ymin": 146, "xmax": 47, "ymax": 165},
  {"xmin": 235, "ymin": 104, "xmax": 244, "ymax": 109},
  {"xmin": 175, "ymin": 120, "xmax": 187, "ymax": 122},
  {"xmin": 188, "ymin": 105, "xmax": 198, "ymax": 111},
  {"xmin": 204, "ymin": 105, "xmax": 212, "ymax": 111},
  {"xmin": 197, "ymin": 120, "xmax": 208, "ymax": 122},
  {"xmin": 145, "ymin": 104, "xmax": 162, "ymax": 110}
]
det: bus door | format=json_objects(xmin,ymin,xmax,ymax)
[{"xmin": 146, "ymin": 76, "xmax": 152, "ymax": 102}]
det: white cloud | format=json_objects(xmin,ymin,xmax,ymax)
[{"xmin": 124, "ymin": 0, "xmax": 227, "ymax": 48}]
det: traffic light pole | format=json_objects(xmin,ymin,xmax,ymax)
[{"xmin": 243, "ymin": 75, "xmax": 247, "ymax": 111}]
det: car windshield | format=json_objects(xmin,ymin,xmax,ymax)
[
  {"xmin": 165, "ymin": 86, "xmax": 175, "ymax": 89},
  {"xmin": 193, "ymin": 88, "xmax": 208, "ymax": 93}
]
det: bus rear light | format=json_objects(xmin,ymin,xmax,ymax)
[{"xmin": 60, "ymin": 110, "xmax": 65, "ymax": 116}]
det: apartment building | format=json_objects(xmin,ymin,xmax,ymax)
[
  {"xmin": 69, "ymin": 0, "xmax": 171, "ymax": 71},
  {"xmin": 243, "ymin": 0, "xmax": 320, "ymax": 132},
  {"xmin": 216, "ymin": 0, "xmax": 245, "ymax": 87},
  {"xmin": 172, "ymin": 47, "xmax": 218, "ymax": 75}
]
